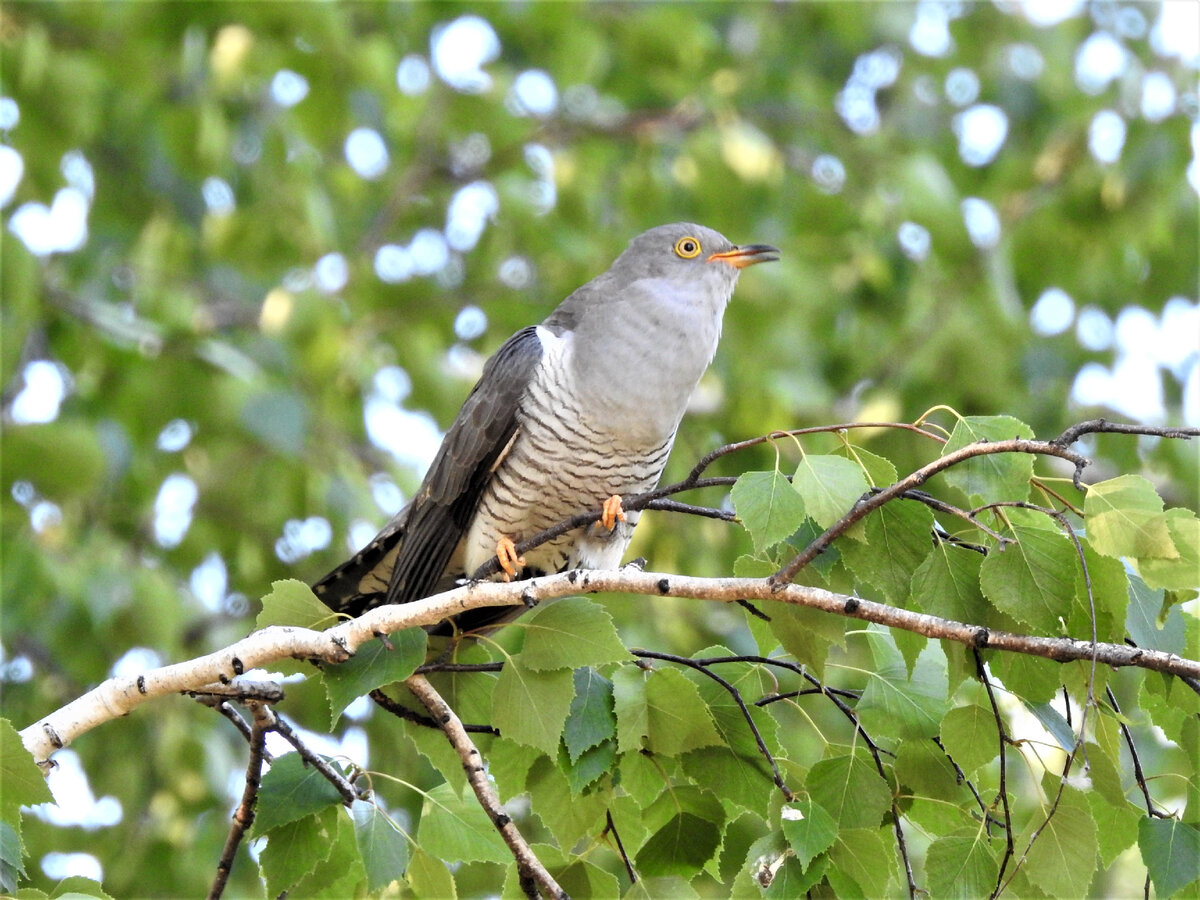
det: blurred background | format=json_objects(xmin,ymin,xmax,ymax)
[{"xmin": 1, "ymin": 2, "xmax": 1196, "ymax": 894}]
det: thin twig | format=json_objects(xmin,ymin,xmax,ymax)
[
  {"xmin": 370, "ymin": 688, "xmax": 500, "ymax": 735},
  {"xmin": 772, "ymin": 438, "xmax": 1090, "ymax": 584},
  {"xmin": 631, "ymin": 649, "xmax": 795, "ymax": 801},
  {"xmin": 404, "ymin": 674, "xmax": 566, "ymax": 900},
  {"xmin": 1105, "ymin": 686, "xmax": 1165, "ymax": 818},
  {"xmin": 976, "ymin": 650, "xmax": 1014, "ymax": 899},
  {"xmin": 1053, "ymin": 418, "xmax": 1199, "ymax": 447},
  {"xmin": 208, "ymin": 701, "xmax": 273, "ymax": 900},
  {"xmin": 604, "ymin": 809, "xmax": 637, "ymax": 884},
  {"xmin": 270, "ymin": 714, "xmax": 365, "ymax": 805}
]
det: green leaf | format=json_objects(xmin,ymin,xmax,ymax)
[
  {"xmin": 805, "ymin": 754, "xmax": 891, "ymax": 829},
  {"xmin": 857, "ymin": 633, "xmax": 949, "ymax": 739},
  {"xmin": 792, "ymin": 453, "xmax": 868, "ymax": 529},
  {"xmin": 626, "ymin": 874, "xmax": 704, "ymax": 899},
  {"xmin": 679, "ymin": 745, "xmax": 773, "ymax": 818},
  {"xmin": 323, "ymin": 628, "xmax": 425, "ymax": 726},
  {"xmin": 910, "ymin": 542, "xmax": 988, "ymax": 624},
  {"xmin": 27, "ymin": 875, "xmax": 113, "ymax": 899},
  {"xmin": 980, "ymin": 523, "xmax": 1077, "ymax": 633},
  {"xmin": 893, "ymin": 738, "xmax": 963, "ymax": 806},
  {"xmin": 488, "ymin": 738, "xmax": 540, "ymax": 803},
  {"xmin": 1126, "ymin": 573, "xmax": 1187, "ymax": 655},
  {"xmin": 939, "ymin": 704, "xmax": 1000, "ymax": 775},
  {"xmin": 1, "ymin": 719, "xmax": 53, "ymax": 824},
  {"xmin": 1140, "ymin": 817, "xmax": 1200, "ymax": 899},
  {"xmin": 764, "ymin": 854, "xmax": 828, "ymax": 898},
  {"xmin": 351, "ymin": 799, "xmax": 408, "ymax": 893},
  {"xmin": 617, "ymin": 751, "xmax": 666, "ymax": 809},
  {"xmin": 760, "ymin": 601, "xmax": 846, "ymax": 679},
  {"xmin": 643, "ymin": 667, "xmax": 722, "ymax": 757},
  {"xmin": 941, "ymin": 415, "xmax": 1035, "ymax": 506},
  {"xmin": 1023, "ymin": 784, "xmax": 1097, "ymax": 898},
  {"xmin": 613, "ymin": 666, "xmax": 649, "ymax": 754},
  {"xmin": 563, "ymin": 667, "xmax": 616, "ymax": 761},
  {"xmin": 731, "ymin": 469, "xmax": 807, "ymax": 553},
  {"xmin": 259, "ymin": 807, "xmax": 337, "ymax": 898},
  {"xmin": 840, "ymin": 500, "xmax": 934, "ymax": 605},
  {"xmin": 679, "ymin": 651, "xmax": 778, "ymax": 815},
  {"xmin": 780, "ymin": 798, "xmax": 837, "ymax": 870},
  {"xmin": 834, "ymin": 443, "xmax": 898, "ymax": 488},
  {"xmin": 518, "ymin": 597, "xmax": 631, "ymax": 671},
  {"xmin": 827, "ymin": 827, "xmax": 895, "ymax": 898},
  {"xmin": 990, "ymin": 649, "xmax": 1060, "ymax": 704},
  {"xmin": 257, "ymin": 578, "xmax": 341, "ymax": 630},
  {"xmin": 1137, "ymin": 509, "xmax": 1200, "ymax": 589},
  {"xmin": 0, "ymin": 820, "xmax": 25, "ymax": 893},
  {"xmin": 563, "ymin": 739, "xmax": 615, "ymax": 794},
  {"xmin": 1087, "ymin": 790, "xmax": 1141, "ymax": 867},
  {"xmin": 416, "ymin": 782, "xmax": 511, "ymax": 865},
  {"xmin": 634, "ymin": 812, "xmax": 721, "ymax": 878},
  {"xmin": 407, "ymin": 848, "xmax": 457, "ymax": 899},
  {"xmin": 1025, "ymin": 701, "xmax": 1077, "ymax": 752},
  {"xmin": 252, "ymin": 752, "xmax": 344, "ymax": 836},
  {"xmin": 491, "ymin": 660, "xmax": 574, "ymax": 756},
  {"xmin": 525, "ymin": 757, "xmax": 610, "ymax": 849},
  {"xmin": 1085, "ymin": 474, "xmax": 1178, "ymax": 560},
  {"xmin": 924, "ymin": 827, "xmax": 1000, "ymax": 899}
]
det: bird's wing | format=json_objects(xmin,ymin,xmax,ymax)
[{"xmin": 313, "ymin": 326, "xmax": 544, "ymax": 615}]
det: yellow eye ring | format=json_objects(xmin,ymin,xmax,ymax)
[{"xmin": 674, "ymin": 236, "xmax": 702, "ymax": 259}]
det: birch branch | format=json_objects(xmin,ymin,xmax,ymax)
[{"xmin": 19, "ymin": 569, "xmax": 1199, "ymax": 766}]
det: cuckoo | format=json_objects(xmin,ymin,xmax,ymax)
[{"xmin": 314, "ymin": 223, "xmax": 779, "ymax": 633}]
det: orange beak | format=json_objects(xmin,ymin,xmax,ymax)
[{"xmin": 706, "ymin": 243, "xmax": 781, "ymax": 269}]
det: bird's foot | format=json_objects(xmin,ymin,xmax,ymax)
[
  {"xmin": 623, "ymin": 557, "xmax": 647, "ymax": 571},
  {"xmin": 495, "ymin": 537, "xmax": 526, "ymax": 582},
  {"xmin": 600, "ymin": 494, "xmax": 627, "ymax": 531}
]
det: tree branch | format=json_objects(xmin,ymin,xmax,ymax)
[
  {"xmin": 404, "ymin": 674, "xmax": 566, "ymax": 900},
  {"xmin": 771, "ymin": 437, "xmax": 1090, "ymax": 584},
  {"xmin": 19, "ymin": 568, "xmax": 1200, "ymax": 766}
]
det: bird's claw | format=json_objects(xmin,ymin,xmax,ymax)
[
  {"xmin": 601, "ymin": 495, "xmax": 627, "ymax": 531},
  {"xmin": 495, "ymin": 537, "xmax": 525, "ymax": 582}
]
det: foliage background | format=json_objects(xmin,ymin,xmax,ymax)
[{"xmin": 1, "ymin": 2, "xmax": 1196, "ymax": 896}]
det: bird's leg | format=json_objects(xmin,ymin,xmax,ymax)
[
  {"xmin": 600, "ymin": 495, "xmax": 627, "ymax": 532},
  {"xmin": 495, "ymin": 536, "xmax": 526, "ymax": 582}
]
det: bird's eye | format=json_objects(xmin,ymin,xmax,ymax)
[{"xmin": 674, "ymin": 237, "xmax": 702, "ymax": 259}]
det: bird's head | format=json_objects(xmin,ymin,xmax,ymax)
[{"xmin": 612, "ymin": 222, "xmax": 780, "ymax": 290}]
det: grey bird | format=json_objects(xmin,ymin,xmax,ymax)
[{"xmin": 314, "ymin": 223, "xmax": 779, "ymax": 633}]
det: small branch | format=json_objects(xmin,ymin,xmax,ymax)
[
  {"xmin": 1053, "ymin": 418, "xmax": 1199, "ymax": 447},
  {"xmin": 603, "ymin": 810, "xmax": 637, "ymax": 884},
  {"xmin": 631, "ymin": 649, "xmax": 795, "ymax": 801},
  {"xmin": 772, "ymin": 438, "xmax": 1090, "ymax": 584},
  {"xmin": 976, "ymin": 650, "xmax": 1014, "ymax": 899},
  {"xmin": 405, "ymin": 674, "xmax": 565, "ymax": 900},
  {"xmin": 370, "ymin": 688, "xmax": 501, "ymax": 735},
  {"xmin": 270, "ymin": 714, "xmax": 365, "ymax": 805},
  {"xmin": 1105, "ymin": 686, "xmax": 1165, "ymax": 818},
  {"xmin": 208, "ymin": 701, "xmax": 273, "ymax": 900}
]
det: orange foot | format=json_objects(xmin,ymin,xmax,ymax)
[
  {"xmin": 495, "ymin": 536, "xmax": 526, "ymax": 582},
  {"xmin": 601, "ymin": 494, "xmax": 627, "ymax": 532}
]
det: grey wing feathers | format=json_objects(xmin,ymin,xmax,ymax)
[{"xmin": 313, "ymin": 326, "xmax": 544, "ymax": 616}]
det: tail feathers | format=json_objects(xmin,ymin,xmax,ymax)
[{"xmin": 312, "ymin": 512, "xmax": 407, "ymax": 617}]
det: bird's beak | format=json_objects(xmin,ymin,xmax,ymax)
[{"xmin": 706, "ymin": 243, "xmax": 781, "ymax": 269}]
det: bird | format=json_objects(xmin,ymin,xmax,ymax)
[{"xmin": 313, "ymin": 222, "xmax": 779, "ymax": 634}]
